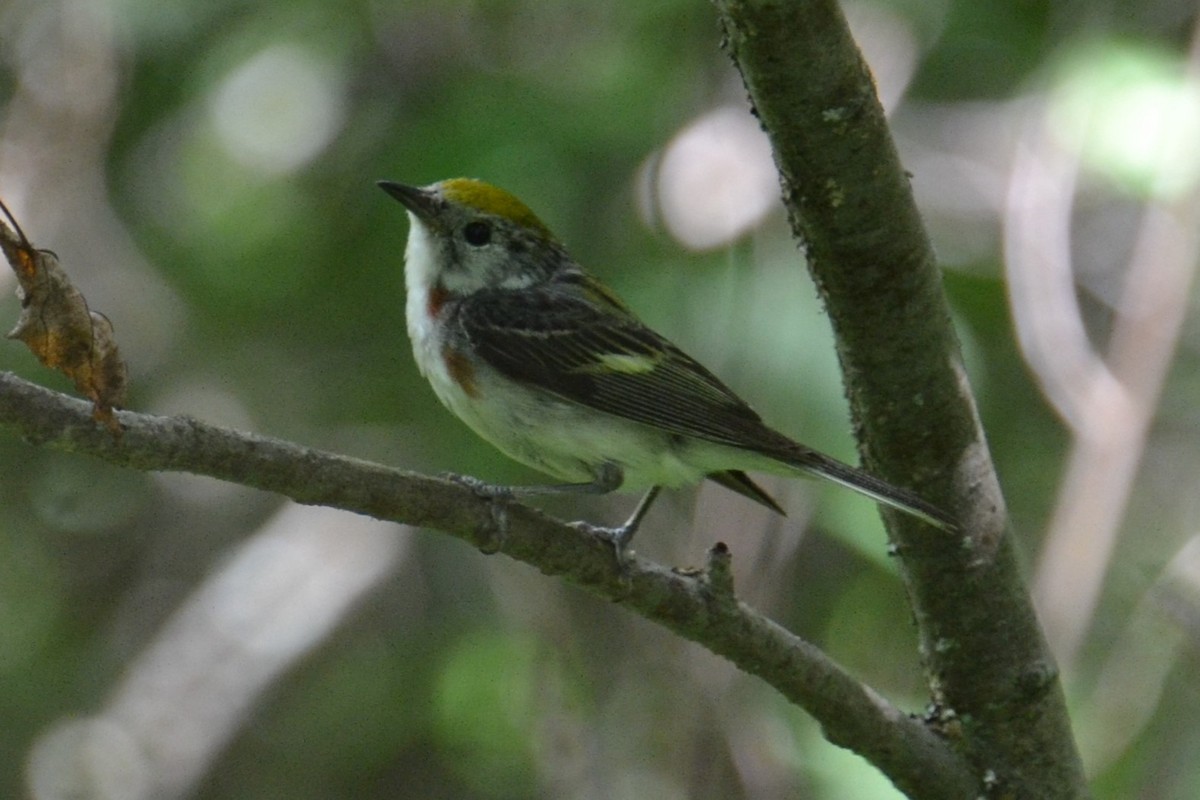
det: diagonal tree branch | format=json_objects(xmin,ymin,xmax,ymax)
[
  {"xmin": 712, "ymin": 0, "xmax": 1088, "ymax": 797},
  {"xmin": 0, "ymin": 370, "xmax": 974, "ymax": 798}
]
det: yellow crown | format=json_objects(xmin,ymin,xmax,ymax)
[{"xmin": 439, "ymin": 178, "xmax": 554, "ymax": 239}]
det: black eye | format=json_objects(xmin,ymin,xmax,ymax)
[{"xmin": 463, "ymin": 221, "xmax": 492, "ymax": 246}]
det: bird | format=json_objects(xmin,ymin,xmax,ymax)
[{"xmin": 378, "ymin": 177, "xmax": 955, "ymax": 553}]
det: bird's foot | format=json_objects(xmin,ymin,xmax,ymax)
[
  {"xmin": 444, "ymin": 473, "xmax": 512, "ymax": 554},
  {"xmin": 569, "ymin": 519, "xmax": 636, "ymax": 590}
]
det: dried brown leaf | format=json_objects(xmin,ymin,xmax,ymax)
[{"xmin": 0, "ymin": 199, "xmax": 128, "ymax": 433}]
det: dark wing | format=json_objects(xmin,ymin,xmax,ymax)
[
  {"xmin": 456, "ymin": 284, "xmax": 783, "ymax": 451},
  {"xmin": 457, "ymin": 284, "xmax": 957, "ymax": 530}
]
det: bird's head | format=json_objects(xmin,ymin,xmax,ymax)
[{"xmin": 379, "ymin": 178, "xmax": 569, "ymax": 295}]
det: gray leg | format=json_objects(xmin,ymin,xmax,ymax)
[
  {"xmin": 446, "ymin": 464, "xmax": 630, "ymax": 556},
  {"xmin": 447, "ymin": 461, "xmax": 624, "ymax": 500},
  {"xmin": 610, "ymin": 486, "xmax": 662, "ymax": 552}
]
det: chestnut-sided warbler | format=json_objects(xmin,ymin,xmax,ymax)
[{"xmin": 378, "ymin": 178, "xmax": 954, "ymax": 551}]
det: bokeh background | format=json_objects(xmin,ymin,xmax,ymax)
[{"xmin": 2, "ymin": 0, "xmax": 1200, "ymax": 797}]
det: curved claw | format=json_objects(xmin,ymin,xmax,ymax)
[
  {"xmin": 477, "ymin": 500, "xmax": 508, "ymax": 554},
  {"xmin": 569, "ymin": 520, "xmax": 636, "ymax": 590}
]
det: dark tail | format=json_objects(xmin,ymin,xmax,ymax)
[{"xmin": 788, "ymin": 450, "xmax": 957, "ymax": 531}]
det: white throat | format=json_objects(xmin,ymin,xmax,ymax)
[{"xmin": 404, "ymin": 216, "xmax": 442, "ymax": 377}]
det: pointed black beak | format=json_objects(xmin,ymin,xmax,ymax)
[{"xmin": 377, "ymin": 180, "xmax": 439, "ymax": 223}]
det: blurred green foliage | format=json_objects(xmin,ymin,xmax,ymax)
[{"xmin": 2, "ymin": 0, "xmax": 1200, "ymax": 798}]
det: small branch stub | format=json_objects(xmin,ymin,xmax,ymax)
[{"xmin": 703, "ymin": 541, "xmax": 736, "ymax": 600}]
